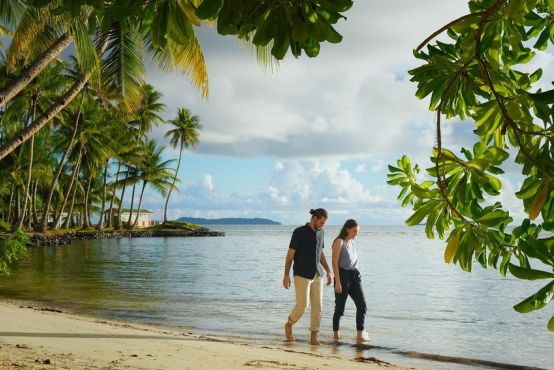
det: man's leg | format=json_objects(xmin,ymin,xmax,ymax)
[
  {"xmin": 309, "ymin": 274, "xmax": 323, "ymax": 345},
  {"xmin": 285, "ymin": 275, "xmax": 310, "ymax": 341}
]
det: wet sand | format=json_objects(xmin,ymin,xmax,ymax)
[{"xmin": 0, "ymin": 300, "xmax": 415, "ymax": 370}]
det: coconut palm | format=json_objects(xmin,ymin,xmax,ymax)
[
  {"xmin": 0, "ymin": 2, "xmax": 208, "ymax": 161},
  {"xmin": 131, "ymin": 139, "xmax": 174, "ymax": 229},
  {"xmin": 163, "ymin": 108, "xmax": 201, "ymax": 224}
]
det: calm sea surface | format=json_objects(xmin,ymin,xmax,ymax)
[{"xmin": 0, "ymin": 225, "xmax": 552, "ymax": 369}]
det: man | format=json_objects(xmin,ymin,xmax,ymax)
[{"xmin": 283, "ymin": 208, "xmax": 332, "ymax": 345}]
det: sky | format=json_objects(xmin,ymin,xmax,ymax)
[{"xmin": 135, "ymin": 1, "xmax": 538, "ymax": 225}]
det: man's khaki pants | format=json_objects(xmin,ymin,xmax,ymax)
[{"xmin": 287, "ymin": 274, "xmax": 322, "ymax": 332}]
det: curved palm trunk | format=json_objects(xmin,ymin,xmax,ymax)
[
  {"xmin": 107, "ymin": 162, "xmax": 121, "ymax": 227},
  {"xmin": 126, "ymin": 182, "xmax": 137, "ymax": 228},
  {"xmin": 16, "ymin": 97, "xmax": 38, "ymax": 229},
  {"xmin": 115, "ymin": 168, "xmax": 130, "ymax": 230},
  {"xmin": 132, "ymin": 181, "xmax": 147, "ymax": 228},
  {"xmin": 82, "ymin": 176, "xmax": 92, "ymax": 228},
  {"xmin": 0, "ymin": 38, "xmax": 109, "ymax": 161},
  {"xmin": 96, "ymin": 161, "xmax": 109, "ymax": 230},
  {"xmin": 56, "ymin": 151, "xmax": 82, "ymax": 228},
  {"xmin": 7, "ymin": 185, "xmax": 14, "ymax": 224},
  {"xmin": 31, "ymin": 180, "xmax": 39, "ymax": 227},
  {"xmin": 63, "ymin": 177, "xmax": 80, "ymax": 229},
  {"xmin": 38, "ymin": 90, "xmax": 85, "ymax": 231},
  {"xmin": 0, "ymin": 33, "xmax": 72, "ymax": 107},
  {"xmin": 163, "ymin": 142, "xmax": 183, "ymax": 224}
]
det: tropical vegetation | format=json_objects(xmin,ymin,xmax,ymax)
[
  {"xmin": 388, "ymin": 0, "xmax": 554, "ymax": 331},
  {"xmin": 0, "ymin": 1, "xmax": 353, "ymax": 275}
]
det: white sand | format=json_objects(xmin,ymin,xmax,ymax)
[{"xmin": 0, "ymin": 300, "xmax": 417, "ymax": 370}]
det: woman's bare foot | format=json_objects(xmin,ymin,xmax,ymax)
[
  {"xmin": 356, "ymin": 330, "xmax": 370, "ymax": 342},
  {"xmin": 333, "ymin": 331, "xmax": 341, "ymax": 340},
  {"xmin": 310, "ymin": 331, "xmax": 320, "ymax": 345},
  {"xmin": 284, "ymin": 322, "xmax": 294, "ymax": 342}
]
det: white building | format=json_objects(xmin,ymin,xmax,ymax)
[{"xmin": 105, "ymin": 209, "xmax": 154, "ymax": 228}]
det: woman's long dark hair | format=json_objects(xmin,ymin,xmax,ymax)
[{"xmin": 336, "ymin": 219, "xmax": 358, "ymax": 240}]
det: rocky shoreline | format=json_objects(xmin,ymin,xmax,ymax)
[{"xmin": 27, "ymin": 228, "xmax": 225, "ymax": 246}]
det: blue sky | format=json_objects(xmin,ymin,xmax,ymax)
[{"xmin": 133, "ymin": 1, "xmax": 541, "ymax": 225}]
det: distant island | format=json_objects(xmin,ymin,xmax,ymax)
[{"xmin": 176, "ymin": 217, "xmax": 281, "ymax": 225}]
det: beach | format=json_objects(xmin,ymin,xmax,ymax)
[{"xmin": 0, "ymin": 301, "xmax": 410, "ymax": 370}]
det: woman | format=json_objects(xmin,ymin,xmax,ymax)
[{"xmin": 331, "ymin": 219, "xmax": 369, "ymax": 342}]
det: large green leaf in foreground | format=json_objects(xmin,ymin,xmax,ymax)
[{"xmin": 388, "ymin": 0, "xmax": 554, "ymax": 331}]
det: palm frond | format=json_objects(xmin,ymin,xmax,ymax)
[
  {"xmin": 6, "ymin": 4, "xmax": 50, "ymax": 69},
  {"xmin": 146, "ymin": 34, "xmax": 209, "ymax": 98},
  {"xmin": 101, "ymin": 21, "xmax": 145, "ymax": 111}
]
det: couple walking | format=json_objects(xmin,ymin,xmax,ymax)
[{"xmin": 283, "ymin": 208, "xmax": 368, "ymax": 345}]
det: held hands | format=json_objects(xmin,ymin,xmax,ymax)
[{"xmin": 283, "ymin": 275, "xmax": 291, "ymax": 290}]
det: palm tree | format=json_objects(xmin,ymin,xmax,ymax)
[
  {"xmin": 163, "ymin": 108, "xmax": 201, "ymax": 224},
  {"xmin": 0, "ymin": 2, "xmax": 209, "ymax": 161},
  {"xmin": 131, "ymin": 139, "xmax": 174, "ymax": 229}
]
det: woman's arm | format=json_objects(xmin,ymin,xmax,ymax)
[{"xmin": 331, "ymin": 238, "xmax": 343, "ymax": 293}]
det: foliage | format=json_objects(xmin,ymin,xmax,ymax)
[
  {"xmin": 388, "ymin": 0, "xmax": 554, "ymax": 331},
  {"xmin": 0, "ymin": 229, "xmax": 29, "ymax": 276},
  {"xmin": 25, "ymin": 0, "xmax": 353, "ymax": 60}
]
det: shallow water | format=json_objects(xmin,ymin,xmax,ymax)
[{"xmin": 0, "ymin": 225, "xmax": 552, "ymax": 369}]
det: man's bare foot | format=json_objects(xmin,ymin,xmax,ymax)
[
  {"xmin": 310, "ymin": 331, "xmax": 320, "ymax": 345},
  {"xmin": 333, "ymin": 331, "xmax": 341, "ymax": 340},
  {"xmin": 284, "ymin": 322, "xmax": 294, "ymax": 342}
]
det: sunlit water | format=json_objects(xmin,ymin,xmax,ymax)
[{"xmin": 0, "ymin": 225, "xmax": 552, "ymax": 369}]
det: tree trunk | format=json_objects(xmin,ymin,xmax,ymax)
[
  {"xmin": 0, "ymin": 33, "xmax": 72, "ymax": 107},
  {"xmin": 31, "ymin": 180, "xmax": 39, "ymax": 227},
  {"xmin": 17, "ymin": 96, "xmax": 38, "ymax": 229},
  {"xmin": 63, "ymin": 176, "xmax": 80, "ymax": 229},
  {"xmin": 126, "ymin": 181, "xmax": 137, "ymax": 228},
  {"xmin": 163, "ymin": 142, "xmax": 183, "ymax": 224},
  {"xmin": 57, "ymin": 151, "xmax": 82, "ymax": 228},
  {"xmin": 96, "ymin": 161, "xmax": 109, "ymax": 230},
  {"xmin": 0, "ymin": 38, "xmax": 109, "ymax": 161},
  {"xmin": 107, "ymin": 162, "xmax": 121, "ymax": 228},
  {"xmin": 132, "ymin": 181, "xmax": 147, "ymax": 228},
  {"xmin": 115, "ymin": 167, "xmax": 130, "ymax": 230},
  {"xmin": 38, "ymin": 90, "xmax": 85, "ymax": 231},
  {"xmin": 82, "ymin": 176, "xmax": 92, "ymax": 228},
  {"xmin": 7, "ymin": 185, "xmax": 14, "ymax": 225}
]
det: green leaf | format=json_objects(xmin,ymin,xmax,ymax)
[
  {"xmin": 405, "ymin": 207, "xmax": 428, "ymax": 226},
  {"xmin": 508, "ymin": 263, "xmax": 554, "ymax": 280},
  {"xmin": 548, "ymin": 315, "xmax": 554, "ymax": 332},
  {"xmin": 476, "ymin": 210, "xmax": 508, "ymax": 227},
  {"xmin": 444, "ymin": 229, "xmax": 460, "ymax": 264},
  {"xmin": 513, "ymin": 281, "xmax": 554, "ymax": 313},
  {"xmin": 196, "ymin": 0, "xmax": 223, "ymax": 20}
]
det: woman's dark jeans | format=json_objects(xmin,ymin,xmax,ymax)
[{"xmin": 333, "ymin": 268, "xmax": 366, "ymax": 332}]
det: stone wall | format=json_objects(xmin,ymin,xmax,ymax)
[{"xmin": 28, "ymin": 228, "xmax": 225, "ymax": 246}]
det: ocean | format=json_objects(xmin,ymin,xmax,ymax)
[{"xmin": 0, "ymin": 225, "xmax": 552, "ymax": 369}]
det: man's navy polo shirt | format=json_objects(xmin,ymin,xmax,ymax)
[{"xmin": 289, "ymin": 223, "xmax": 325, "ymax": 279}]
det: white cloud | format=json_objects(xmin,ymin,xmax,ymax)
[
  {"xmin": 146, "ymin": 1, "xmax": 468, "ymax": 162},
  {"xmin": 140, "ymin": 160, "xmax": 397, "ymax": 224},
  {"xmin": 355, "ymin": 164, "xmax": 367, "ymax": 173}
]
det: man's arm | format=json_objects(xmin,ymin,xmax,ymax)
[
  {"xmin": 283, "ymin": 248, "xmax": 296, "ymax": 289},
  {"xmin": 319, "ymin": 252, "xmax": 333, "ymax": 286}
]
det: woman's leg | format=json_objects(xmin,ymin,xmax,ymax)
[
  {"xmin": 349, "ymin": 270, "xmax": 367, "ymax": 332},
  {"xmin": 333, "ymin": 271, "xmax": 351, "ymax": 334}
]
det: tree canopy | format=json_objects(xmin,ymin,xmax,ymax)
[{"xmin": 388, "ymin": 0, "xmax": 554, "ymax": 331}]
